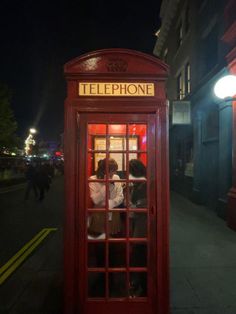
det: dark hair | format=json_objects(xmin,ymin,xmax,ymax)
[
  {"xmin": 96, "ymin": 158, "xmax": 118, "ymax": 179},
  {"xmin": 129, "ymin": 159, "xmax": 146, "ymax": 178}
]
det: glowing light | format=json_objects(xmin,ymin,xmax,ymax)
[
  {"xmin": 155, "ymin": 29, "xmax": 161, "ymax": 37},
  {"xmin": 214, "ymin": 75, "xmax": 236, "ymax": 99},
  {"xmin": 24, "ymin": 128, "xmax": 37, "ymax": 155},
  {"xmin": 55, "ymin": 151, "xmax": 62, "ymax": 157},
  {"xmin": 29, "ymin": 128, "xmax": 37, "ymax": 134}
]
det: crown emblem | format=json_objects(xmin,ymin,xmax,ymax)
[{"xmin": 107, "ymin": 58, "xmax": 128, "ymax": 72}]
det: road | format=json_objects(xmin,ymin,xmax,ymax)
[
  {"xmin": 0, "ymin": 177, "xmax": 63, "ymax": 266},
  {"xmin": 0, "ymin": 176, "xmax": 64, "ymax": 314}
]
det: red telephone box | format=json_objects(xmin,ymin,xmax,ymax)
[{"xmin": 64, "ymin": 49, "xmax": 169, "ymax": 314}]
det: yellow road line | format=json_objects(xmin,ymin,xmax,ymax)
[
  {"xmin": 0, "ymin": 228, "xmax": 46, "ymax": 276},
  {"xmin": 0, "ymin": 228, "xmax": 57, "ymax": 285}
]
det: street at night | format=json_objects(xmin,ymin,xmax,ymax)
[
  {"xmin": 1, "ymin": 0, "xmax": 236, "ymax": 313},
  {"xmin": 1, "ymin": 179, "xmax": 236, "ymax": 313}
]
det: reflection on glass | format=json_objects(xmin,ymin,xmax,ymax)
[
  {"xmin": 88, "ymin": 272, "xmax": 105, "ymax": 298},
  {"xmin": 129, "ymin": 272, "xmax": 147, "ymax": 298},
  {"xmin": 87, "ymin": 212, "xmax": 106, "ymax": 239},
  {"xmin": 109, "ymin": 272, "xmax": 126, "ymax": 298},
  {"xmin": 88, "ymin": 243, "xmax": 105, "ymax": 267},
  {"xmin": 129, "ymin": 213, "xmax": 147, "ymax": 238},
  {"xmin": 130, "ymin": 243, "xmax": 147, "ymax": 267}
]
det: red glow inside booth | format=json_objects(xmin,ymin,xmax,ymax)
[
  {"xmin": 87, "ymin": 123, "xmax": 147, "ymax": 177},
  {"xmin": 64, "ymin": 49, "xmax": 169, "ymax": 314}
]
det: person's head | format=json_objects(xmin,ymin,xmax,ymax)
[
  {"xmin": 129, "ymin": 159, "xmax": 146, "ymax": 178},
  {"xmin": 96, "ymin": 158, "xmax": 118, "ymax": 179}
]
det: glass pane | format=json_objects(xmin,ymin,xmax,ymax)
[
  {"xmin": 109, "ymin": 272, "xmax": 126, "ymax": 298},
  {"xmin": 108, "ymin": 211, "xmax": 126, "ymax": 238},
  {"xmin": 88, "ymin": 182, "xmax": 106, "ymax": 209},
  {"xmin": 88, "ymin": 124, "xmax": 106, "ymax": 151},
  {"xmin": 88, "ymin": 243, "xmax": 105, "ymax": 267},
  {"xmin": 129, "ymin": 213, "xmax": 147, "ymax": 238},
  {"xmin": 129, "ymin": 272, "xmax": 147, "ymax": 298},
  {"xmin": 108, "ymin": 124, "xmax": 126, "ymax": 136},
  {"xmin": 87, "ymin": 153, "xmax": 95, "ymax": 177},
  {"xmin": 122, "ymin": 186, "xmax": 128, "ymax": 208},
  {"xmin": 129, "ymin": 181, "xmax": 147, "ymax": 209},
  {"xmin": 128, "ymin": 124, "xmax": 147, "ymax": 151},
  {"xmin": 108, "ymin": 211, "xmax": 122, "ymax": 238},
  {"xmin": 94, "ymin": 137, "xmax": 106, "ymax": 151},
  {"xmin": 130, "ymin": 243, "xmax": 147, "ymax": 267},
  {"xmin": 88, "ymin": 272, "xmax": 105, "ymax": 297},
  {"xmin": 128, "ymin": 153, "xmax": 147, "ymax": 178},
  {"xmin": 88, "ymin": 153, "xmax": 108, "ymax": 177},
  {"xmin": 87, "ymin": 212, "xmax": 106, "ymax": 239},
  {"xmin": 109, "ymin": 152, "xmax": 126, "ymax": 175},
  {"xmin": 120, "ymin": 211, "xmax": 127, "ymax": 237},
  {"xmin": 109, "ymin": 243, "xmax": 126, "ymax": 267},
  {"xmin": 93, "ymin": 153, "xmax": 107, "ymax": 172},
  {"xmin": 108, "ymin": 136, "xmax": 126, "ymax": 151},
  {"xmin": 128, "ymin": 137, "xmax": 138, "ymax": 151}
]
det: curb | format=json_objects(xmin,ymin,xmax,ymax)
[{"xmin": 0, "ymin": 183, "xmax": 26, "ymax": 194}]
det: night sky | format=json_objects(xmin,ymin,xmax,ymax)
[{"xmin": 0, "ymin": 0, "xmax": 161, "ymax": 142}]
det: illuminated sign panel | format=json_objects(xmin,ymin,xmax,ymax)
[{"xmin": 79, "ymin": 82, "xmax": 155, "ymax": 96}]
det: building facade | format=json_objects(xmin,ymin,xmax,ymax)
[{"xmin": 154, "ymin": 0, "xmax": 235, "ymax": 218}]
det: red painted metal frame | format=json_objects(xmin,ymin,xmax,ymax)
[{"xmin": 64, "ymin": 49, "xmax": 169, "ymax": 314}]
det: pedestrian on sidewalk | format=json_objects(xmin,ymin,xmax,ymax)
[
  {"xmin": 36, "ymin": 162, "xmax": 51, "ymax": 201},
  {"xmin": 24, "ymin": 162, "xmax": 38, "ymax": 200}
]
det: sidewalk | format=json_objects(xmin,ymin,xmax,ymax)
[
  {"xmin": 170, "ymin": 192, "xmax": 236, "ymax": 314},
  {"xmin": 1, "ymin": 191, "xmax": 236, "ymax": 313}
]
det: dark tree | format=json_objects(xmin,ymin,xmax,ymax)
[{"xmin": 0, "ymin": 83, "xmax": 18, "ymax": 151}]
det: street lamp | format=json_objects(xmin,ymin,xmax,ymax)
[
  {"xmin": 214, "ymin": 74, "xmax": 236, "ymax": 230},
  {"xmin": 214, "ymin": 75, "xmax": 236, "ymax": 99},
  {"xmin": 29, "ymin": 128, "xmax": 37, "ymax": 134}
]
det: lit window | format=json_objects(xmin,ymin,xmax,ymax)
[
  {"xmin": 177, "ymin": 23, "xmax": 183, "ymax": 48},
  {"xmin": 185, "ymin": 63, "xmax": 191, "ymax": 94},
  {"xmin": 177, "ymin": 73, "xmax": 185, "ymax": 100}
]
